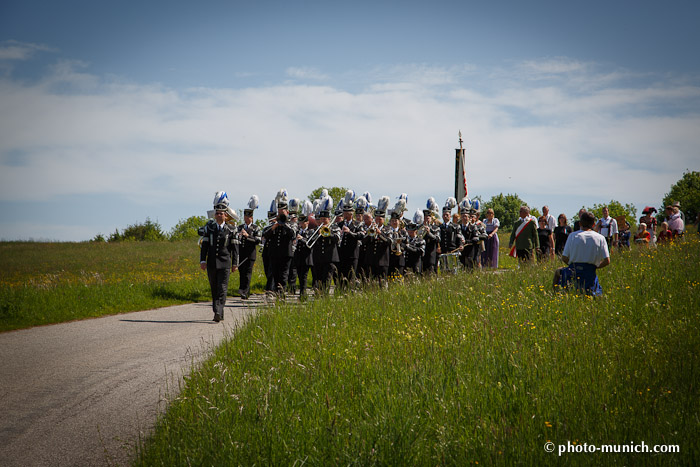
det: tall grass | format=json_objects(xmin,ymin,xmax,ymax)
[{"xmin": 136, "ymin": 236, "xmax": 700, "ymax": 465}]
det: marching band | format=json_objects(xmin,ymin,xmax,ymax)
[{"xmin": 201, "ymin": 188, "xmax": 491, "ymax": 298}]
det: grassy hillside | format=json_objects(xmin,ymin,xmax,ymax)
[{"xmin": 136, "ymin": 236, "xmax": 700, "ymax": 466}]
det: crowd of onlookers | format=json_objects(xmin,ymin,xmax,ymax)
[{"xmin": 528, "ymin": 202, "xmax": 689, "ymax": 262}]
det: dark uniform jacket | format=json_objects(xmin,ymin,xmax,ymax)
[
  {"xmin": 294, "ymin": 227, "xmax": 315, "ymax": 267},
  {"xmin": 422, "ymin": 224, "xmax": 441, "ymax": 265},
  {"xmin": 404, "ymin": 235, "xmax": 426, "ymax": 272},
  {"xmin": 236, "ymin": 222, "xmax": 262, "ymax": 261},
  {"xmin": 262, "ymin": 221, "xmax": 298, "ymax": 257},
  {"xmin": 200, "ymin": 221, "xmax": 239, "ymax": 269},
  {"xmin": 365, "ymin": 225, "xmax": 392, "ymax": 267},
  {"xmin": 312, "ymin": 224, "xmax": 341, "ymax": 264},
  {"xmin": 440, "ymin": 222, "xmax": 465, "ymax": 253},
  {"xmin": 337, "ymin": 220, "xmax": 362, "ymax": 260}
]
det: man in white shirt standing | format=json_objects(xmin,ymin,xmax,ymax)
[
  {"xmin": 553, "ymin": 211, "xmax": 610, "ymax": 296},
  {"xmin": 595, "ymin": 206, "xmax": 618, "ymax": 249},
  {"xmin": 542, "ymin": 205, "xmax": 556, "ymax": 232}
]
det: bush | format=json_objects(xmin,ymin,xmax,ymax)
[
  {"xmin": 169, "ymin": 216, "xmax": 208, "ymax": 241},
  {"xmin": 110, "ymin": 218, "xmax": 165, "ymax": 242}
]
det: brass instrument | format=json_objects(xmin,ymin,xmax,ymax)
[
  {"xmin": 391, "ymin": 234, "xmax": 404, "ymax": 256},
  {"xmin": 306, "ymin": 224, "xmax": 332, "ymax": 249},
  {"xmin": 416, "ymin": 225, "xmax": 429, "ymax": 239}
]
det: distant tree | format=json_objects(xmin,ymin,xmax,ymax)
[
  {"xmin": 90, "ymin": 233, "xmax": 107, "ymax": 243},
  {"xmin": 482, "ymin": 193, "xmax": 529, "ymax": 231},
  {"xmin": 169, "ymin": 215, "xmax": 207, "ymax": 241},
  {"xmin": 662, "ymin": 170, "xmax": 700, "ymax": 224},
  {"xmin": 108, "ymin": 229, "xmax": 121, "ymax": 242},
  {"xmin": 586, "ymin": 200, "xmax": 638, "ymax": 230},
  {"xmin": 308, "ymin": 186, "xmax": 350, "ymax": 205},
  {"xmin": 110, "ymin": 218, "xmax": 166, "ymax": 242}
]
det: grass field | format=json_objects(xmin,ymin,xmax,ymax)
[
  {"xmin": 0, "ymin": 240, "xmax": 270, "ymax": 331},
  {"xmin": 134, "ymin": 235, "xmax": 700, "ymax": 466},
  {"xmin": 0, "ymin": 232, "xmax": 517, "ymax": 332}
]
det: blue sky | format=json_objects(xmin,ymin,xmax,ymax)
[{"xmin": 1, "ymin": 0, "xmax": 699, "ymax": 240}]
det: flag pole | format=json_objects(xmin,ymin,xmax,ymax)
[{"xmin": 455, "ymin": 131, "xmax": 467, "ymax": 200}]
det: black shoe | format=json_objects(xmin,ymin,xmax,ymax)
[{"xmin": 213, "ymin": 314, "xmax": 221, "ymax": 322}]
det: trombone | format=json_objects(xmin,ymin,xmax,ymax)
[{"xmin": 306, "ymin": 223, "xmax": 332, "ymax": 249}]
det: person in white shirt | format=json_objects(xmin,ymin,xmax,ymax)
[
  {"xmin": 553, "ymin": 211, "xmax": 610, "ymax": 296},
  {"xmin": 542, "ymin": 205, "xmax": 556, "ymax": 232},
  {"xmin": 594, "ymin": 206, "xmax": 618, "ymax": 248}
]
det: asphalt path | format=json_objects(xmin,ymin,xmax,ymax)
[{"xmin": 0, "ymin": 296, "xmax": 264, "ymax": 466}]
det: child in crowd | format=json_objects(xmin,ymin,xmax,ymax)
[
  {"xmin": 618, "ymin": 221, "xmax": 631, "ymax": 250},
  {"xmin": 657, "ymin": 221, "xmax": 673, "ymax": 244},
  {"xmin": 634, "ymin": 223, "xmax": 651, "ymax": 246}
]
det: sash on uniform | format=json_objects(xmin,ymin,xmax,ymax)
[{"xmin": 509, "ymin": 216, "xmax": 536, "ymax": 258}]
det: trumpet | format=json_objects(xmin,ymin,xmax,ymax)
[
  {"xmin": 366, "ymin": 221, "xmax": 390, "ymax": 242},
  {"xmin": 391, "ymin": 235, "xmax": 403, "ymax": 256}
]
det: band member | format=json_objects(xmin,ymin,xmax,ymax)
[
  {"xmin": 469, "ymin": 200, "xmax": 488, "ymax": 269},
  {"xmin": 404, "ymin": 210, "xmax": 426, "ymax": 275},
  {"xmin": 236, "ymin": 195, "xmax": 262, "ymax": 299},
  {"xmin": 311, "ymin": 196, "xmax": 341, "ymax": 291},
  {"xmin": 364, "ymin": 196, "xmax": 393, "ymax": 284},
  {"xmin": 286, "ymin": 198, "xmax": 300, "ymax": 294},
  {"xmin": 440, "ymin": 197, "xmax": 464, "ymax": 255},
  {"xmin": 388, "ymin": 197, "xmax": 407, "ymax": 278},
  {"xmin": 261, "ymin": 200, "xmax": 277, "ymax": 292},
  {"xmin": 355, "ymin": 195, "xmax": 373, "ymax": 282},
  {"xmin": 261, "ymin": 189, "xmax": 298, "ymax": 295},
  {"xmin": 337, "ymin": 190, "xmax": 363, "ymax": 288},
  {"xmin": 458, "ymin": 198, "xmax": 475, "ymax": 269},
  {"xmin": 421, "ymin": 197, "xmax": 441, "ymax": 274},
  {"xmin": 294, "ymin": 201, "xmax": 315, "ymax": 297},
  {"xmin": 199, "ymin": 191, "xmax": 239, "ymax": 322}
]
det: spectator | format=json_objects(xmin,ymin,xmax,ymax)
[
  {"xmin": 639, "ymin": 207, "xmax": 657, "ymax": 244},
  {"xmin": 618, "ymin": 221, "xmax": 631, "ymax": 250},
  {"xmin": 573, "ymin": 208, "xmax": 586, "ymax": 231},
  {"xmin": 552, "ymin": 211, "xmax": 610, "ymax": 296},
  {"xmin": 657, "ymin": 221, "xmax": 673, "ymax": 244},
  {"xmin": 634, "ymin": 223, "xmax": 651, "ymax": 246},
  {"xmin": 665, "ymin": 205, "xmax": 685, "ymax": 237},
  {"xmin": 508, "ymin": 206, "xmax": 539, "ymax": 264},
  {"xmin": 542, "ymin": 205, "xmax": 556, "ymax": 231},
  {"xmin": 553, "ymin": 213, "xmax": 572, "ymax": 256},
  {"xmin": 537, "ymin": 217, "xmax": 554, "ymax": 261},
  {"xmin": 595, "ymin": 206, "xmax": 618, "ymax": 249},
  {"xmin": 481, "ymin": 208, "xmax": 500, "ymax": 268}
]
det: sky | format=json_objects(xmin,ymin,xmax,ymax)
[{"xmin": 1, "ymin": 0, "xmax": 699, "ymax": 241}]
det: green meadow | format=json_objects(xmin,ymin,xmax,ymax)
[
  {"xmin": 2, "ymin": 234, "xmax": 698, "ymax": 465},
  {"xmin": 0, "ymin": 240, "xmax": 267, "ymax": 331},
  {"xmin": 135, "ymin": 237, "xmax": 699, "ymax": 466}
]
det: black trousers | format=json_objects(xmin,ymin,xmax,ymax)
[
  {"xmin": 337, "ymin": 257, "xmax": 358, "ymax": 288},
  {"xmin": 287, "ymin": 260, "xmax": 298, "ymax": 293},
  {"xmin": 296, "ymin": 263, "xmax": 312, "ymax": 296},
  {"xmin": 207, "ymin": 266, "xmax": 230, "ymax": 318},
  {"xmin": 313, "ymin": 262, "xmax": 336, "ymax": 290},
  {"xmin": 237, "ymin": 258, "xmax": 254, "ymax": 298},
  {"xmin": 270, "ymin": 256, "xmax": 293, "ymax": 292}
]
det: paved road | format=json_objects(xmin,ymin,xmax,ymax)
[{"xmin": 0, "ymin": 297, "xmax": 263, "ymax": 466}]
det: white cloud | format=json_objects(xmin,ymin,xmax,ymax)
[
  {"xmin": 285, "ymin": 66, "xmax": 329, "ymax": 81},
  {"xmin": 1, "ymin": 59, "xmax": 699, "ymax": 239},
  {"xmin": 0, "ymin": 40, "xmax": 55, "ymax": 61}
]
